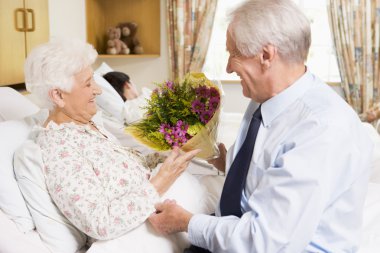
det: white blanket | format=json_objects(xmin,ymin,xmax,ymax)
[{"xmin": 88, "ymin": 172, "xmax": 222, "ymax": 253}]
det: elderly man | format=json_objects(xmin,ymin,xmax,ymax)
[{"xmin": 149, "ymin": 0, "xmax": 374, "ymax": 252}]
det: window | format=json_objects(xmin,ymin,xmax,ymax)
[{"xmin": 203, "ymin": 0, "xmax": 341, "ymax": 82}]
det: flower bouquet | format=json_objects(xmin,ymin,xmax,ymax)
[{"xmin": 125, "ymin": 73, "xmax": 221, "ymax": 160}]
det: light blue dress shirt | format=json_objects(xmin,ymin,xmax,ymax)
[{"xmin": 188, "ymin": 70, "xmax": 374, "ymax": 253}]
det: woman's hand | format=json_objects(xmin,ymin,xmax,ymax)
[
  {"xmin": 150, "ymin": 147, "xmax": 200, "ymax": 196},
  {"xmin": 207, "ymin": 143, "xmax": 226, "ymax": 173}
]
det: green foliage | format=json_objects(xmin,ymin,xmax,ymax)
[{"xmin": 126, "ymin": 73, "xmax": 220, "ymax": 150}]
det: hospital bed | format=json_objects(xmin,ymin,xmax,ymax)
[{"xmin": 0, "ymin": 75, "xmax": 379, "ymax": 252}]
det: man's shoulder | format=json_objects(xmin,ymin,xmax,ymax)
[{"xmin": 300, "ymin": 81, "xmax": 358, "ymax": 127}]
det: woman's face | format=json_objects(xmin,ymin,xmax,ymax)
[{"xmin": 60, "ymin": 66, "xmax": 101, "ymax": 123}]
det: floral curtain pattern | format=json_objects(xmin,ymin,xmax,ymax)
[
  {"xmin": 327, "ymin": 0, "xmax": 380, "ymax": 118},
  {"xmin": 167, "ymin": 0, "xmax": 218, "ymax": 79}
]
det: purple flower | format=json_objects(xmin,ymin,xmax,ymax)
[
  {"xmin": 159, "ymin": 123, "xmax": 171, "ymax": 134},
  {"xmin": 209, "ymin": 87, "xmax": 219, "ymax": 98},
  {"xmin": 196, "ymin": 86, "xmax": 210, "ymax": 98},
  {"xmin": 191, "ymin": 99, "xmax": 205, "ymax": 113},
  {"xmin": 165, "ymin": 132, "xmax": 177, "ymax": 144},
  {"xmin": 208, "ymin": 96, "xmax": 220, "ymax": 110},
  {"xmin": 200, "ymin": 110, "xmax": 213, "ymax": 124},
  {"xmin": 165, "ymin": 81, "xmax": 174, "ymax": 90},
  {"xmin": 176, "ymin": 120, "xmax": 189, "ymax": 132}
]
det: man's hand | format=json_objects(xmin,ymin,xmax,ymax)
[
  {"xmin": 148, "ymin": 199, "xmax": 193, "ymax": 235},
  {"xmin": 208, "ymin": 143, "xmax": 227, "ymax": 173}
]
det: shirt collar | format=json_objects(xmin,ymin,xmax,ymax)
[{"xmin": 261, "ymin": 69, "xmax": 315, "ymax": 127}]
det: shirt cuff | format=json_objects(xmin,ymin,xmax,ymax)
[{"xmin": 188, "ymin": 213, "xmax": 220, "ymax": 249}]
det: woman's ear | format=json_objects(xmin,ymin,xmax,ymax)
[
  {"xmin": 48, "ymin": 89, "xmax": 65, "ymax": 108},
  {"xmin": 260, "ymin": 44, "xmax": 277, "ymax": 70},
  {"xmin": 124, "ymin": 81, "xmax": 132, "ymax": 89}
]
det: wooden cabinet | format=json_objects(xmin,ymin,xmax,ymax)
[
  {"xmin": 0, "ymin": 0, "xmax": 49, "ymax": 86},
  {"xmin": 86, "ymin": 0, "xmax": 160, "ymax": 58}
]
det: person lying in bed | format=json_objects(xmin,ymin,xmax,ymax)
[
  {"xmin": 103, "ymin": 71, "xmax": 152, "ymax": 124},
  {"xmin": 23, "ymin": 38, "xmax": 200, "ymax": 240}
]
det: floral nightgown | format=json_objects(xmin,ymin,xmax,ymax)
[{"xmin": 35, "ymin": 121, "xmax": 161, "ymax": 240}]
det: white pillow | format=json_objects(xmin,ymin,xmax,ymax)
[
  {"xmin": 0, "ymin": 209, "xmax": 50, "ymax": 253},
  {"xmin": 94, "ymin": 62, "xmax": 125, "ymax": 123},
  {"xmin": 0, "ymin": 119, "xmax": 35, "ymax": 233},
  {"xmin": 123, "ymin": 87, "xmax": 151, "ymax": 124},
  {"xmin": 95, "ymin": 62, "xmax": 114, "ymax": 76},
  {"xmin": 14, "ymin": 139, "xmax": 87, "ymax": 253},
  {"xmin": 0, "ymin": 87, "xmax": 39, "ymax": 122},
  {"xmin": 94, "ymin": 72, "xmax": 125, "ymax": 123}
]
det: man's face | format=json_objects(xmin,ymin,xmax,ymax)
[{"xmin": 226, "ymin": 30, "xmax": 266, "ymax": 102}]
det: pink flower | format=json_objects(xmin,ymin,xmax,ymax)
[
  {"xmin": 55, "ymin": 185, "xmax": 62, "ymax": 194},
  {"xmin": 165, "ymin": 81, "xmax": 174, "ymax": 90},
  {"xmin": 159, "ymin": 123, "xmax": 171, "ymax": 134},
  {"xmin": 71, "ymin": 194, "xmax": 81, "ymax": 202},
  {"xmin": 98, "ymin": 227, "xmax": 108, "ymax": 237},
  {"xmin": 128, "ymin": 202, "xmax": 135, "ymax": 212},
  {"xmin": 114, "ymin": 217, "xmax": 122, "ymax": 225},
  {"xmin": 196, "ymin": 85, "xmax": 211, "ymax": 98},
  {"xmin": 209, "ymin": 87, "xmax": 219, "ymax": 98},
  {"xmin": 191, "ymin": 99, "xmax": 205, "ymax": 113},
  {"xmin": 165, "ymin": 132, "xmax": 176, "ymax": 144},
  {"xmin": 59, "ymin": 151, "xmax": 69, "ymax": 159},
  {"xmin": 119, "ymin": 179, "xmax": 127, "ymax": 187},
  {"xmin": 209, "ymin": 96, "xmax": 220, "ymax": 110},
  {"xmin": 200, "ymin": 110, "xmax": 213, "ymax": 124},
  {"xmin": 176, "ymin": 120, "xmax": 189, "ymax": 132}
]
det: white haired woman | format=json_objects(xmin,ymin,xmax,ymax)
[{"xmin": 24, "ymin": 38, "xmax": 200, "ymax": 240}]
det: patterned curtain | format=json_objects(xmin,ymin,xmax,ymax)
[
  {"xmin": 167, "ymin": 0, "xmax": 218, "ymax": 80},
  {"xmin": 327, "ymin": 0, "xmax": 380, "ymax": 120}
]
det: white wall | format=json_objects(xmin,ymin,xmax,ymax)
[
  {"xmin": 48, "ymin": 0, "xmax": 86, "ymax": 41},
  {"xmin": 47, "ymin": 0, "xmax": 245, "ymax": 113},
  {"xmin": 221, "ymin": 82, "xmax": 250, "ymax": 113},
  {"xmin": 48, "ymin": 0, "xmax": 170, "ymax": 90}
]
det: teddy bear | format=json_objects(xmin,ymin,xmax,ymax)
[
  {"xmin": 117, "ymin": 22, "xmax": 144, "ymax": 54},
  {"xmin": 106, "ymin": 27, "xmax": 130, "ymax": 55}
]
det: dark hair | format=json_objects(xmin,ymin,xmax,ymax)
[{"xmin": 103, "ymin": 71, "xmax": 130, "ymax": 102}]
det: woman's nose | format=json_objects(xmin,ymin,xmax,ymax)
[{"xmin": 93, "ymin": 81, "xmax": 102, "ymax": 95}]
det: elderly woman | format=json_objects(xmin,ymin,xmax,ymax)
[{"xmin": 23, "ymin": 38, "xmax": 199, "ymax": 240}]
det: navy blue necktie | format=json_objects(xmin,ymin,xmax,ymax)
[{"xmin": 220, "ymin": 105, "xmax": 262, "ymax": 217}]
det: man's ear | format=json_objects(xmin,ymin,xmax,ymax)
[
  {"xmin": 259, "ymin": 44, "xmax": 277, "ymax": 70},
  {"xmin": 48, "ymin": 88, "xmax": 65, "ymax": 108}
]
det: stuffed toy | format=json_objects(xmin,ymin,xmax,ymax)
[
  {"xmin": 106, "ymin": 27, "xmax": 130, "ymax": 55},
  {"xmin": 117, "ymin": 22, "xmax": 144, "ymax": 54}
]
